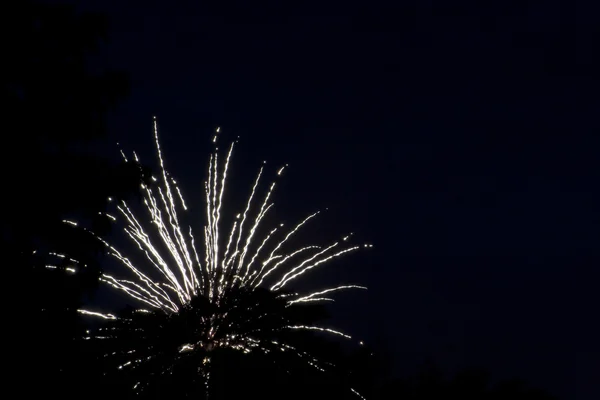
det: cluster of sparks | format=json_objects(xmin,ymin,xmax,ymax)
[{"xmin": 53, "ymin": 118, "xmax": 372, "ymax": 398}]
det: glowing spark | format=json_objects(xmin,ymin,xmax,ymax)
[
  {"xmin": 277, "ymin": 164, "xmax": 288, "ymax": 176},
  {"xmin": 99, "ymin": 212, "xmax": 117, "ymax": 221}
]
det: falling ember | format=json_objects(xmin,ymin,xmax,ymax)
[{"xmin": 67, "ymin": 119, "xmax": 371, "ymax": 398}]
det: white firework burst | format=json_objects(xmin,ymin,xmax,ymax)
[{"xmin": 57, "ymin": 117, "xmax": 371, "ymax": 398}]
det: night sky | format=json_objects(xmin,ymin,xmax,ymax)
[{"xmin": 61, "ymin": 1, "xmax": 598, "ymax": 399}]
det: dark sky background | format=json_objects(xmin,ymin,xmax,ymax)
[{"xmin": 60, "ymin": 1, "xmax": 599, "ymax": 399}]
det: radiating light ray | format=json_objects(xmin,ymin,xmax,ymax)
[
  {"xmin": 227, "ymin": 166, "xmax": 264, "ymax": 277},
  {"xmin": 253, "ymin": 245, "xmax": 320, "ymax": 288},
  {"xmin": 153, "ymin": 117, "xmax": 196, "ymax": 297},
  {"xmin": 237, "ymin": 184, "xmax": 276, "ymax": 282},
  {"xmin": 286, "ymin": 297, "xmax": 334, "ymax": 305},
  {"xmin": 270, "ymin": 243, "xmax": 339, "ymax": 290},
  {"xmin": 266, "ymin": 212, "xmax": 320, "ymax": 266},
  {"xmin": 78, "ymin": 309, "xmax": 117, "ymax": 320},
  {"xmin": 289, "ymin": 285, "xmax": 367, "ymax": 304},
  {"xmin": 100, "ymin": 276, "xmax": 166, "ymax": 311},
  {"xmin": 212, "ymin": 142, "xmax": 235, "ymax": 291},
  {"xmin": 273, "ymin": 246, "xmax": 361, "ymax": 291},
  {"xmin": 285, "ymin": 325, "xmax": 352, "ymax": 339},
  {"xmin": 350, "ymin": 388, "xmax": 367, "ymax": 400},
  {"xmin": 220, "ymin": 219, "xmax": 238, "ymax": 275},
  {"xmin": 241, "ymin": 225, "xmax": 280, "ymax": 287}
]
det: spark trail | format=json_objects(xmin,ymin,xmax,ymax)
[{"xmin": 62, "ymin": 118, "xmax": 372, "ymax": 398}]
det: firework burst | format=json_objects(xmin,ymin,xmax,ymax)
[{"xmin": 58, "ymin": 118, "xmax": 372, "ymax": 398}]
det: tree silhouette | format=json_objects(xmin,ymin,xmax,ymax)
[
  {"xmin": 2, "ymin": 2, "xmax": 143, "ymax": 398},
  {"xmin": 83, "ymin": 287, "xmax": 364, "ymax": 400},
  {"xmin": 378, "ymin": 363, "xmax": 559, "ymax": 400}
]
